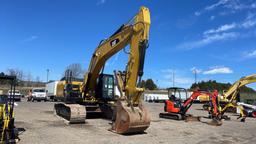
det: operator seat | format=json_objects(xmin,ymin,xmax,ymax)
[{"xmin": 169, "ymin": 95, "xmax": 182, "ymax": 108}]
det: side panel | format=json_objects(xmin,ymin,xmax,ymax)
[{"xmin": 46, "ymin": 81, "xmax": 59, "ymax": 97}]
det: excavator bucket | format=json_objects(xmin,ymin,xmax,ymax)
[
  {"xmin": 207, "ymin": 118, "xmax": 222, "ymax": 126},
  {"xmin": 111, "ymin": 100, "xmax": 150, "ymax": 134}
]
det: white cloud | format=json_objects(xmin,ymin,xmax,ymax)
[
  {"xmin": 210, "ymin": 15, "xmax": 215, "ymax": 20},
  {"xmin": 196, "ymin": 0, "xmax": 256, "ymax": 18},
  {"xmin": 241, "ymin": 19, "xmax": 256, "ymax": 28},
  {"xmin": 243, "ymin": 50, "xmax": 256, "ymax": 58},
  {"xmin": 224, "ymin": 1, "xmax": 256, "ymax": 10},
  {"xmin": 203, "ymin": 66, "xmax": 233, "ymax": 75},
  {"xmin": 160, "ymin": 69, "xmax": 194, "ymax": 88},
  {"xmin": 204, "ymin": 23, "xmax": 237, "ymax": 35},
  {"xmin": 178, "ymin": 32, "xmax": 239, "ymax": 50},
  {"xmin": 178, "ymin": 10, "xmax": 256, "ymax": 51},
  {"xmin": 240, "ymin": 12, "xmax": 256, "ymax": 28},
  {"xmin": 195, "ymin": 11, "xmax": 201, "ymax": 16},
  {"xmin": 205, "ymin": 0, "xmax": 255, "ymax": 11},
  {"xmin": 246, "ymin": 12, "xmax": 256, "ymax": 20},
  {"xmin": 203, "ymin": 13, "xmax": 256, "ymax": 35},
  {"xmin": 97, "ymin": 0, "xmax": 106, "ymax": 5},
  {"xmin": 252, "ymin": 3, "xmax": 256, "ymax": 8},
  {"xmin": 205, "ymin": 0, "xmax": 229, "ymax": 10},
  {"xmin": 22, "ymin": 35, "xmax": 38, "ymax": 42},
  {"xmin": 160, "ymin": 75, "xmax": 194, "ymax": 87},
  {"xmin": 190, "ymin": 67, "xmax": 202, "ymax": 74},
  {"xmin": 247, "ymin": 50, "xmax": 256, "ymax": 57}
]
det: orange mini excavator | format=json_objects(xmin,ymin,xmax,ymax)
[{"xmin": 159, "ymin": 88, "xmax": 219, "ymax": 121}]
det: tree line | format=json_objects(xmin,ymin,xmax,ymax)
[
  {"xmin": 190, "ymin": 80, "xmax": 255, "ymax": 93},
  {"xmin": 0, "ymin": 69, "xmax": 44, "ymax": 87}
]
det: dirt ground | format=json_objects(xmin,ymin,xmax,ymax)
[{"xmin": 14, "ymin": 99, "xmax": 256, "ymax": 144}]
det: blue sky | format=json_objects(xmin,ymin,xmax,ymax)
[{"xmin": 0, "ymin": 0, "xmax": 256, "ymax": 88}]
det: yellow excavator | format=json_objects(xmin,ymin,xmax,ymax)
[
  {"xmin": 207, "ymin": 74, "xmax": 256, "ymax": 122},
  {"xmin": 54, "ymin": 6, "xmax": 151, "ymax": 134}
]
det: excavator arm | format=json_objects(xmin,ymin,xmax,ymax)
[
  {"xmin": 223, "ymin": 74, "xmax": 256, "ymax": 102},
  {"xmin": 181, "ymin": 90, "xmax": 219, "ymax": 115},
  {"xmin": 81, "ymin": 25, "xmax": 133, "ymax": 100},
  {"xmin": 82, "ymin": 7, "xmax": 150, "ymax": 105}
]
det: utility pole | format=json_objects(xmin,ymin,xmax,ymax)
[
  {"xmin": 46, "ymin": 69, "xmax": 49, "ymax": 83},
  {"xmin": 172, "ymin": 70, "xmax": 175, "ymax": 87},
  {"xmin": 193, "ymin": 69, "xmax": 197, "ymax": 84}
]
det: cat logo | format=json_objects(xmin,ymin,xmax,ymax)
[{"xmin": 110, "ymin": 39, "xmax": 120, "ymax": 47}]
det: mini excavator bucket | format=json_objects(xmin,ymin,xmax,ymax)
[
  {"xmin": 111, "ymin": 100, "xmax": 150, "ymax": 134},
  {"xmin": 207, "ymin": 118, "xmax": 223, "ymax": 126}
]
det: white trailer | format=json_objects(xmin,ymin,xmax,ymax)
[
  {"xmin": 144, "ymin": 90, "xmax": 192, "ymax": 103},
  {"xmin": 144, "ymin": 93, "xmax": 168, "ymax": 103},
  {"xmin": 45, "ymin": 81, "xmax": 59, "ymax": 101}
]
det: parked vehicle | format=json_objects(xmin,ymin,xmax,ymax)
[
  {"xmin": 46, "ymin": 81, "xmax": 59, "ymax": 101},
  {"xmin": 144, "ymin": 88, "xmax": 191, "ymax": 103},
  {"xmin": 237, "ymin": 102, "xmax": 256, "ymax": 118},
  {"xmin": 31, "ymin": 88, "xmax": 47, "ymax": 102},
  {"xmin": 8, "ymin": 90, "xmax": 22, "ymax": 101}
]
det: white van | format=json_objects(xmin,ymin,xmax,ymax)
[
  {"xmin": 32, "ymin": 88, "xmax": 47, "ymax": 102},
  {"xmin": 8, "ymin": 90, "xmax": 22, "ymax": 101}
]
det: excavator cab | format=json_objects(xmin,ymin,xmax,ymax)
[
  {"xmin": 160, "ymin": 87, "xmax": 189, "ymax": 120},
  {"xmin": 164, "ymin": 87, "xmax": 188, "ymax": 113},
  {"xmin": 64, "ymin": 84, "xmax": 82, "ymax": 103},
  {"xmin": 96, "ymin": 74, "xmax": 115, "ymax": 101}
]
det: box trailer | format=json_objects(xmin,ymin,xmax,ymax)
[
  {"xmin": 144, "ymin": 90, "xmax": 192, "ymax": 103},
  {"xmin": 46, "ymin": 81, "xmax": 59, "ymax": 101}
]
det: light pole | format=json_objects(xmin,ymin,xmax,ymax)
[
  {"xmin": 46, "ymin": 69, "xmax": 49, "ymax": 83},
  {"xmin": 172, "ymin": 70, "xmax": 175, "ymax": 87},
  {"xmin": 192, "ymin": 69, "xmax": 198, "ymax": 84}
]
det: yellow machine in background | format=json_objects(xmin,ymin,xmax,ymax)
[
  {"xmin": 207, "ymin": 74, "xmax": 256, "ymax": 122},
  {"xmin": 55, "ymin": 81, "xmax": 83, "ymax": 101},
  {"xmin": 54, "ymin": 6, "xmax": 151, "ymax": 134},
  {"xmin": 199, "ymin": 92, "xmax": 228, "ymax": 103}
]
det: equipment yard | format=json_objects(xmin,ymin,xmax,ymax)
[
  {"xmin": 15, "ymin": 100, "xmax": 256, "ymax": 144},
  {"xmin": 1, "ymin": 1, "xmax": 256, "ymax": 143}
]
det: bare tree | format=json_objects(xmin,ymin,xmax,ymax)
[
  {"xmin": 35, "ymin": 76, "xmax": 40, "ymax": 87},
  {"xmin": 64, "ymin": 63, "xmax": 83, "ymax": 78},
  {"xmin": 36, "ymin": 76, "xmax": 40, "ymax": 82},
  {"xmin": 6, "ymin": 68, "xmax": 24, "ymax": 80},
  {"xmin": 26, "ymin": 72, "xmax": 33, "ymax": 87}
]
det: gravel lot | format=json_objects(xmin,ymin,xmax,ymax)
[{"xmin": 14, "ymin": 99, "xmax": 256, "ymax": 144}]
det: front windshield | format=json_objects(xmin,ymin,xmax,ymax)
[
  {"xmin": 33, "ymin": 89, "xmax": 45, "ymax": 92},
  {"xmin": 9, "ymin": 90, "xmax": 20, "ymax": 93}
]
